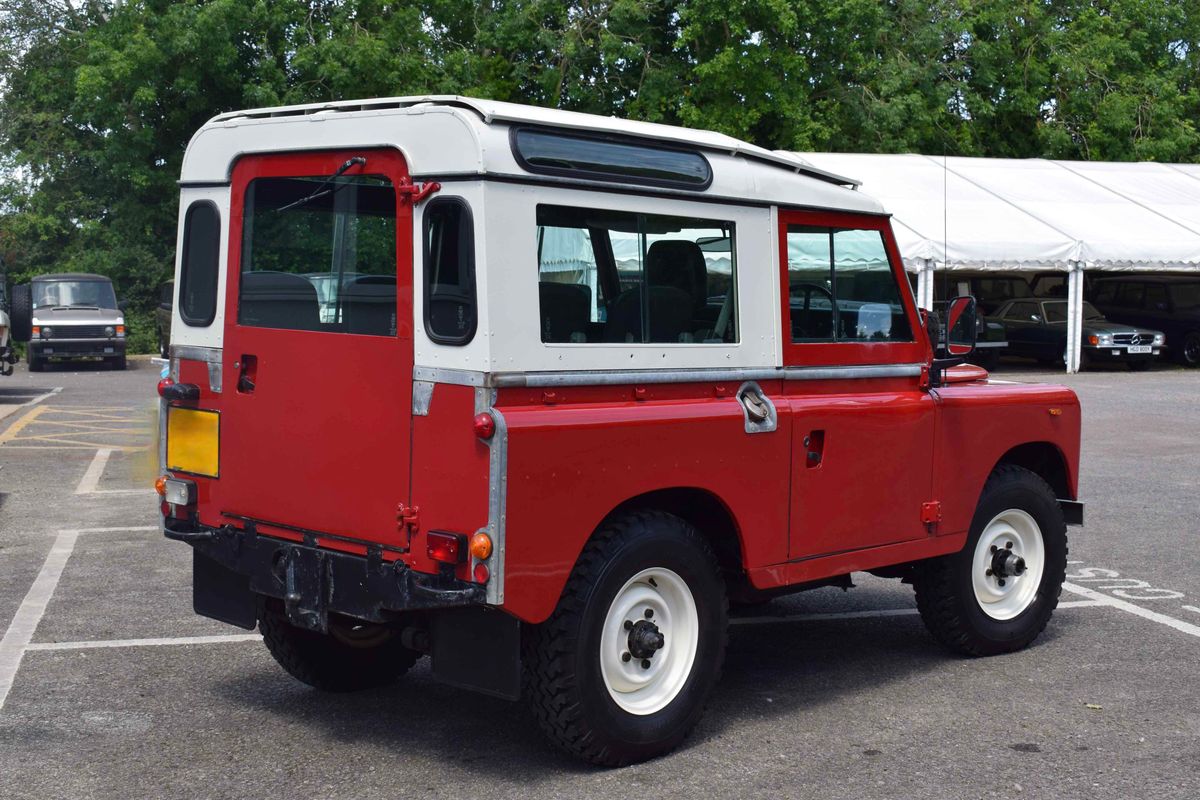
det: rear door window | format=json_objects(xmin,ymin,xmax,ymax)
[{"xmin": 238, "ymin": 175, "xmax": 397, "ymax": 336}]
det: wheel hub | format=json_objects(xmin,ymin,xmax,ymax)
[
  {"xmin": 990, "ymin": 545, "xmax": 1027, "ymax": 579},
  {"xmin": 626, "ymin": 619, "xmax": 665, "ymax": 660}
]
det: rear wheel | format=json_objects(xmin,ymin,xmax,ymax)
[
  {"xmin": 1180, "ymin": 331, "xmax": 1200, "ymax": 368},
  {"xmin": 259, "ymin": 601, "xmax": 420, "ymax": 692},
  {"xmin": 525, "ymin": 511, "xmax": 727, "ymax": 766},
  {"xmin": 913, "ymin": 465, "xmax": 1067, "ymax": 656},
  {"xmin": 27, "ymin": 353, "xmax": 43, "ymax": 372}
]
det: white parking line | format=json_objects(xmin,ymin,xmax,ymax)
[
  {"xmin": 0, "ymin": 529, "xmax": 79, "ymax": 711},
  {"xmin": 74, "ymin": 447, "xmax": 154, "ymax": 496},
  {"xmin": 1064, "ymin": 582, "xmax": 1200, "ymax": 639},
  {"xmin": 1183, "ymin": 606, "xmax": 1200, "ymax": 616},
  {"xmin": 27, "ymin": 634, "xmax": 261, "ymax": 652}
]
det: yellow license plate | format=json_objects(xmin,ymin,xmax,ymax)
[{"xmin": 167, "ymin": 407, "xmax": 219, "ymax": 477}]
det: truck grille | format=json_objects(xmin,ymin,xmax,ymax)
[{"xmin": 52, "ymin": 325, "xmax": 109, "ymax": 338}]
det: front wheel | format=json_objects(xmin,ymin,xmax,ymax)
[
  {"xmin": 913, "ymin": 465, "xmax": 1067, "ymax": 656},
  {"xmin": 1180, "ymin": 331, "xmax": 1200, "ymax": 368},
  {"xmin": 525, "ymin": 511, "xmax": 727, "ymax": 766}
]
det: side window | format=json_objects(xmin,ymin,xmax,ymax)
[
  {"xmin": 1144, "ymin": 283, "xmax": 1169, "ymax": 311},
  {"xmin": 179, "ymin": 202, "xmax": 220, "ymax": 326},
  {"xmin": 1092, "ymin": 281, "xmax": 1117, "ymax": 305},
  {"xmin": 1005, "ymin": 301, "xmax": 1036, "ymax": 320},
  {"xmin": 785, "ymin": 225, "xmax": 912, "ymax": 343},
  {"xmin": 423, "ymin": 198, "xmax": 477, "ymax": 345},
  {"xmin": 1115, "ymin": 282, "xmax": 1144, "ymax": 309},
  {"xmin": 535, "ymin": 205, "xmax": 737, "ymax": 344},
  {"xmin": 239, "ymin": 174, "xmax": 397, "ymax": 335}
]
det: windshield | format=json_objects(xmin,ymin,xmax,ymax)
[
  {"xmin": 1043, "ymin": 301, "xmax": 1104, "ymax": 322},
  {"xmin": 32, "ymin": 279, "xmax": 117, "ymax": 309}
]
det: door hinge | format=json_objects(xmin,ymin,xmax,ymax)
[
  {"xmin": 397, "ymin": 177, "xmax": 441, "ymax": 205},
  {"xmin": 921, "ymin": 501, "xmax": 943, "ymax": 528},
  {"xmin": 397, "ymin": 503, "xmax": 420, "ymax": 536}
]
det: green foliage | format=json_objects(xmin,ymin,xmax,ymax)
[{"xmin": 1, "ymin": 1, "xmax": 1197, "ymax": 353}]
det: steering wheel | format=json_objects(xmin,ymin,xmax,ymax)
[{"xmin": 790, "ymin": 282, "xmax": 836, "ymax": 340}]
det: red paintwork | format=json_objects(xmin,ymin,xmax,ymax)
[{"xmin": 169, "ymin": 175, "xmax": 1082, "ymax": 626}]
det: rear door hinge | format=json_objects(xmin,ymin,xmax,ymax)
[
  {"xmin": 397, "ymin": 177, "xmax": 441, "ymax": 205},
  {"xmin": 921, "ymin": 501, "xmax": 943, "ymax": 529},
  {"xmin": 397, "ymin": 503, "xmax": 420, "ymax": 537}
]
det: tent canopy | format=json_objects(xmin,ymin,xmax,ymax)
[{"xmin": 791, "ymin": 153, "xmax": 1200, "ymax": 272}]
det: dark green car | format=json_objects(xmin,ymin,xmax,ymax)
[{"xmin": 994, "ymin": 297, "xmax": 1164, "ymax": 370}]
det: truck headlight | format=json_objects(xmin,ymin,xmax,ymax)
[
  {"xmin": 104, "ymin": 326, "xmax": 115, "ymax": 337},
  {"xmin": 41, "ymin": 326, "xmax": 53, "ymax": 339}
]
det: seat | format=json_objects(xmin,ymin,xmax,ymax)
[
  {"xmin": 343, "ymin": 275, "xmax": 397, "ymax": 336},
  {"xmin": 645, "ymin": 240, "xmax": 708, "ymax": 313},
  {"xmin": 539, "ymin": 282, "xmax": 592, "ymax": 342},
  {"xmin": 239, "ymin": 271, "xmax": 321, "ymax": 331},
  {"xmin": 603, "ymin": 285, "xmax": 694, "ymax": 343}
]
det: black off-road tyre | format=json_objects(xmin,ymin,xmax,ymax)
[
  {"xmin": 110, "ymin": 355, "xmax": 127, "ymax": 370},
  {"xmin": 259, "ymin": 600, "xmax": 420, "ymax": 692},
  {"xmin": 9, "ymin": 284, "xmax": 32, "ymax": 342},
  {"xmin": 524, "ymin": 511, "xmax": 728, "ymax": 766},
  {"xmin": 1179, "ymin": 331, "xmax": 1200, "ymax": 368},
  {"xmin": 913, "ymin": 465, "xmax": 1067, "ymax": 657},
  {"xmin": 27, "ymin": 353, "xmax": 43, "ymax": 372}
]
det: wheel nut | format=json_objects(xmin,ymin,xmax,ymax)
[
  {"xmin": 998, "ymin": 579, "xmax": 1006, "ymax": 587},
  {"xmin": 624, "ymin": 620, "xmax": 633, "ymax": 630},
  {"xmin": 622, "ymin": 652, "xmax": 631, "ymax": 662},
  {"xmin": 986, "ymin": 569, "xmax": 993, "ymax": 576},
  {"xmin": 1005, "ymin": 542, "xmax": 1013, "ymax": 550},
  {"xmin": 644, "ymin": 609, "xmax": 654, "ymax": 619},
  {"xmin": 641, "ymin": 659, "xmax": 651, "ymax": 669},
  {"xmin": 991, "ymin": 545, "xmax": 998, "ymax": 553}
]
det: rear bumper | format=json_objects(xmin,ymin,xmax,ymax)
[{"xmin": 163, "ymin": 517, "xmax": 486, "ymax": 632}]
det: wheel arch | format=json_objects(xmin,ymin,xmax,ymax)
[
  {"xmin": 603, "ymin": 487, "xmax": 748, "ymax": 591},
  {"xmin": 992, "ymin": 441, "xmax": 1073, "ymax": 500}
]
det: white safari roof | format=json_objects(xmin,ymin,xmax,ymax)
[
  {"xmin": 180, "ymin": 96, "xmax": 882, "ymax": 214},
  {"xmin": 791, "ymin": 152, "xmax": 1200, "ymax": 272}
]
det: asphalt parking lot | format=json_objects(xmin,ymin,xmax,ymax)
[{"xmin": 0, "ymin": 357, "xmax": 1197, "ymax": 799}]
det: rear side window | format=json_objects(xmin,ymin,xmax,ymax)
[
  {"xmin": 536, "ymin": 205, "xmax": 737, "ymax": 345},
  {"xmin": 423, "ymin": 198, "xmax": 477, "ymax": 345},
  {"xmin": 179, "ymin": 202, "xmax": 220, "ymax": 326},
  {"xmin": 239, "ymin": 175, "xmax": 397, "ymax": 336},
  {"xmin": 785, "ymin": 225, "xmax": 912, "ymax": 343}
]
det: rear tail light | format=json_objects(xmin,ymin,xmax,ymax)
[
  {"xmin": 473, "ymin": 564, "xmax": 490, "ymax": 584},
  {"xmin": 426, "ymin": 531, "xmax": 467, "ymax": 564},
  {"xmin": 162, "ymin": 477, "xmax": 196, "ymax": 506},
  {"xmin": 154, "ymin": 475, "xmax": 168, "ymax": 496}
]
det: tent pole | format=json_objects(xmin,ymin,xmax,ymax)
[
  {"xmin": 1066, "ymin": 262, "xmax": 1084, "ymax": 373},
  {"xmin": 918, "ymin": 259, "xmax": 934, "ymax": 310}
]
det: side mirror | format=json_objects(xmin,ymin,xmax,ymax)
[{"xmin": 941, "ymin": 295, "xmax": 978, "ymax": 358}]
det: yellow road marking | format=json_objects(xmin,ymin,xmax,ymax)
[{"xmin": 0, "ymin": 405, "xmax": 48, "ymax": 445}]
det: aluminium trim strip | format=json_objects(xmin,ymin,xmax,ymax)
[
  {"xmin": 170, "ymin": 344, "xmax": 222, "ymax": 364},
  {"xmin": 417, "ymin": 363, "xmax": 924, "ymax": 388}
]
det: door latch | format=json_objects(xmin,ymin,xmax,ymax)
[
  {"xmin": 736, "ymin": 382, "xmax": 777, "ymax": 433},
  {"xmin": 397, "ymin": 503, "xmax": 420, "ymax": 535},
  {"xmin": 397, "ymin": 177, "xmax": 441, "ymax": 205},
  {"xmin": 921, "ymin": 501, "xmax": 943, "ymax": 529}
]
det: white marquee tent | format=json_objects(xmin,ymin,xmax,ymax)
[{"xmin": 790, "ymin": 153, "xmax": 1200, "ymax": 371}]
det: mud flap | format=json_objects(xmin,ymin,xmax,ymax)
[
  {"xmin": 193, "ymin": 550, "xmax": 256, "ymax": 629},
  {"xmin": 430, "ymin": 607, "xmax": 521, "ymax": 700}
]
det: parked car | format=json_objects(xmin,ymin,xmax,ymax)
[
  {"xmin": 10, "ymin": 273, "xmax": 126, "ymax": 370},
  {"xmin": 994, "ymin": 297, "xmax": 1164, "ymax": 370},
  {"xmin": 948, "ymin": 274, "xmax": 1036, "ymax": 316},
  {"xmin": 932, "ymin": 292, "xmax": 1008, "ymax": 370},
  {"xmin": 156, "ymin": 280, "xmax": 173, "ymax": 358},
  {"xmin": 1090, "ymin": 275, "xmax": 1200, "ymax": 367},
  {"xmin": 159, "ymin": 97, "xmax": 1083, "ymax": 766}
]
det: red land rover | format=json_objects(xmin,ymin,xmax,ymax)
[{"xmin": 159, "ymin": 97, "xmax": 1082, "ymax": 766}]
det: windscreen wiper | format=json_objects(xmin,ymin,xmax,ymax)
[{"xmin": 275, "ymin": 156, "xmax": 366, "ymax": 213}]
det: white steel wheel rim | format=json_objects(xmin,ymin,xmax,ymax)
[
  {"xmin": 972, "ymin": 509, "xmax": 1045, "ymax": 621},
  {"xmin": 599, "ymin": 567, "xmax": 699, "ymax": 716}
]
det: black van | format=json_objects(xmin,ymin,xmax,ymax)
[{"xmin": 1090, "ymin": 276, "xmax": 1200, "ymax": 367}]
